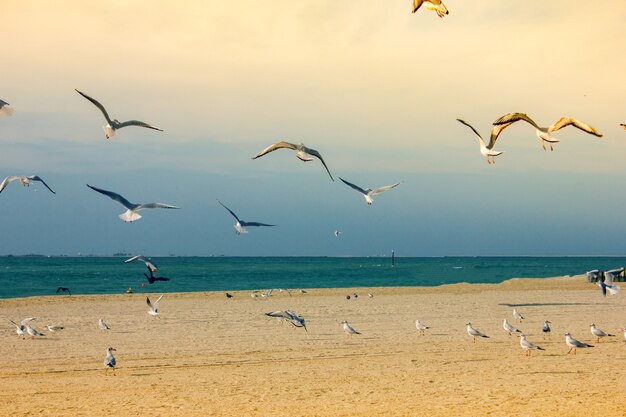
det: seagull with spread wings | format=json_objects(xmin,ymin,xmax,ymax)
[
  {"xmin": 87, "ymin": 184, "xmax": 179, "ymax": 222},
  {"xmin": 0, "ymin": 99, "xmax": 14, "ymax": 116},
  {"xmin": 252, "ymin": 141, "xmax": 334, "ymax": 181},
  {"xmin": 0, "ymin": 175, "xmax": 56, "ymax": 194},
  {"xmin": 147, "ymin": 294, "xmax": 163, "ymax": 317},
  {"xmin": 75, "ymin": 89, "xmax": 163, "ymax": 139},
  {"xmin": 339, "ymin": 177, "xmax": 400, "ymax": 205},
  {"xmin": 457, "ymin": 119, "xmax": 514, "ymax": 164},
  {"xmin": 125, "ymin": 255, "xmax": 158, "ymax": 273},
  {"xmin": 217, "ymin": 200, "xmax": 275, "ymax": 235},
  {"xmin": 412, "ymin": 0, "xmax": 448, "ymax": 18},
  {"xmin": 492, "ymin": 113, "xmax": 602, "ymax": 151}
]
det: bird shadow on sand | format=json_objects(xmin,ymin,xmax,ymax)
[{"xmin": 498, "ymin": 302, "xmax": 601, "ymax": 307}]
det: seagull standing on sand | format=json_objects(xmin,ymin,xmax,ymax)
[
  {"xmin": 26, "ymin": 323, "xmax": 45, "ymax": 338},
  {"xmin": 339, "ymin": 177, "xmax": 400, "ymax": 205},
  {"xmin": 343, "ymin": 320, "xmax": 361, "ymax": 336},
  {"xmin": 147, "ymin": 294, "xmax": 163, "ymax": 318},
  {"xmin": 565, "ymin": 332, "xmax": 594, "ymax": 355},
  {"xmin": 46, "ymin": 325, "xmax": 64, "ymax": 332},
  {"xmin": 252, "ymin": 141, "xmax": 334, "ymax": 181},
  {"xmin": 87, "ymin": 184, "xmax": 179, "ymax": 222},
  {"xmin": 513, "ymin": 309, "xmax": 524, "ymax": 323},
  {"xmin": 415, "ymin": 319, "xmax": 430, "ymax": 336},
  {"xmin": 104, "ymin": 347, "xmax": 116, "ymax": 374},
  {"xmin": 466, "ymin": 323, "xmax": 489, "ymax": 343},
  {"xmin": 492, "ymin": 113, "xmax": 602, "ymax": 151},
  {"xmin": 0, "ymin": 175, "xmax": 56, "ymax": 194},
  {"xmin": 590, "ymin": 323, "xmax": 615, "ymax": 342},
  {"xmin": 457, "ymin": 119, "xmax": 513, "ymax": 164},
  {"xmin": 217, "ymin": 200, "xmax": 275, "ymax": 235},
  {"xmin": 75, "ymin": 89, "xmax": 163, "ymax": 140},
  {"xmin": 542, "ymin": 320, "xmax": 551, "ymax": 338},
  {"xmin": 503, "ymin": 319, "xmax": 522, "ymax": 336},
  {"xmin": 98, "ymin": 318, "xmax": 110, "ymax": 331},
  {"xmin": 411, "ymin": 0, "xmax": 448, "ymax": 17},
  {"xmin": 519, "ymin": 334, "xmax": 545, "ymax": 356},
  {"xmin": 0, "ymin": 99, "xmax": 14, "ymax": 116}
]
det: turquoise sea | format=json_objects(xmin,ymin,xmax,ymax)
[{"xmin": 0, "ymin": 256, "xmax": 622, "ymax": 299}]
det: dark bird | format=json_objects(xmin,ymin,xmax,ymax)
[
  {"xmin": 143, "ymin": 266, "xmax": 170, "ymax": 284},
  {"xmin": 225, "ymin": 293, "xmax": 233, "ymax": 298},
  {"xmin": 56, "ymin": 287, "xmax": 71, "ymax": 296}
]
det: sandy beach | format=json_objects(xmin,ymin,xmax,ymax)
[{"xmin": 1, "ymin": 275, "xmax": 625, "ymax": 416}]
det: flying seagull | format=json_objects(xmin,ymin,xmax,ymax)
[
  {"xmin": 412, "ymin": 0, "xmax": 448, "ymax": 18},
  {"xmin": 590, "ymin": 323, "xmax": 615, "ymax": 343},
  {"xmin": 457, "ymin": 119, "xmax": 514, "ymax": 164},
  {"xmin": 56, "ymin": 287, "xmax": 71, "ymax": 296},
  {"xmin": 598, "ymin": 268, "xmax": 622, "ymax": 296},
  {"xmin": 265, "ymin": 310, "xmax": 307, "ymax": 331},
  {"xmin": 125, "ymin": 255, "xmax": 158, "ymax": 273},
  {"xmin": 334, "ymin": 229, "xmax": 342, "ymax": 237},
  {"xmin": 75, "ymin": 89, "xmax": 163, "ymax": 139},
  {"xmin": 252, "ymin": 141, "xmax": 334, "ymax": 181},
  {"xmin": 466, "ymin": 323, "xmax": 489, "ymax": 343},
  {"xmin": 0, "ymin": 99, "xmax": 14, "ymax": 116},
  {"xmin": 0, "ymin": 175, "xmax": 55, "ymax": 194},
  {"xmin": 519, "ymin": 334, "xmax": 545, "ymax": 356},
  {"xmin": 87, "ymin": 184, "xmax": 179, "ymax": 222},
  {"xmin": 146, "ymin": 294, "xmax": 163, "ymax": 317},
  {"xmin": 339, "ymin": 177, "xmax": 400, "ymax": 205},
  {"xmin": 143, "ymin": 267, "xmax": 170, "ymax": 284},
  {"xmin": 565, "ymin": 332, "xmax": 593, "ymax": 355},
  {"xmin": 217, "ymin": 200, "xmax": 274, "ymax": 235},
  {"xmin": 492, "ymin": 113, "xmax": 602, "ymax": 151}
]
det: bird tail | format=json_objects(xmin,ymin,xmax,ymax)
[
  {"xmin": 537, "ymin": 347, "xmax": 545, "ymax": 350},
  {"xmin": 119, "ymin": 210, "xmax": 142, "ymax": 222},
  {"xmin": 482, "ymin": 335, "xmax": 490, "ymax": 338}
]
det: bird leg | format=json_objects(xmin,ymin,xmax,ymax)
[
  {"xmin": 550, "ymin": 143, "xmax": 554, "ymax": 151},
  {"xmin": 542, "ymin": 141, "xmax": 546, "ymax": 151}
]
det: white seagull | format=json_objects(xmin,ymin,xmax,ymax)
[
  {"xmin": 334, "ymin": 229, "xmax": 342, "ymax": 237},
  {"xmin": 492, "ymin": 113, "xmax": 602, "ymax": 151},
  {"xmin": 565, "ymin": 332, "xmax": 593, "ymax": 355},
  {"xmin": 87, "ymin": 184, "xmax": 179, "ymax": 222},
  {"xmin": 412, "ymin": 0, "xmax": 448, "ymax": 18},
  {"xmin": 10, "ymin": 317, "xmax": 35, "ymax": 339},
  {"xmin": 0, "ymin": 175, "xmax": 56, "ymax": 194},
  {"xmin": 513, "ymin": 309, "xmax": 524, "ymax": 323},
  {"xmin": 46, "ymin": 325, "xmax": 64, "ymax": 332},
  {"xmin": 217, "ymin": 200, "xmax": 275, "ymax": 235},
  {"xmin": 75, "ymin": 89, "xmax": 163, "ymax": 140},
  {"xmin": 25, "ymin": 323, "xmax": 45, "ymax": 338},
  {"xmin": 98, "ymin": 318, "xmax": 110, "ymax": 331},
  {"xmin": 503, "ymin": 319, "xmax": 522, "ymax": 336},
  {"xmin": 146, "ymin": 294, "xmax": 163, "ymax": 317},
  {"xmin": 339, "ymin": 177, "xmax": 400, "ymax": 205},
  {"xmin": 466, "ymin": 323, "xmax": 489, "ymax": 343},
  {"xmin": 415, "ymin": 319, "xmax": 430, "ymax": 336},
  {"xmin": 104, "ymin": 347, "xmax": 117, "ymax": 374},
  {"xmin": 265, "ymin": 310, "xmax": 307, "ymax": 331},
  {"xmin": 252, "ymin": 141, "xmax": 334, "ymax": 181},
  {"xmin": 457, "ymin": 118, "xmax": 513, "ymax": 164},
  {"xmin": 125, "ymin": 255, "xmax": 158, "ymax": 273},
  {"xmin": 590, "ymin": 323, "xmax": 615, "ymax": 343},
  {"xmin": 598, "ymin": 268, "xmax": 622, "ymax": 296},
  {"xmin": 542, "ymin": 320, "xmax": 551, "ymax": 337},
  {"xmin": 519, "ymin": 334, "xmax": 545, "ymax": 356},
  {"xmin": 342, "ymin": 320, "xmax": 361, "ymax": 336},
  {"xmin": 0, "ymin": 99, "xmax": 14, "ymax": 116},
  {"xmin": 623, "ymin": 328, "xmax": 626, "ymax": 340}
]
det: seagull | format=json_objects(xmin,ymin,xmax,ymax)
[
  {"xmin": 46, "ymin": 325, "xmax": 64, "ymax": 332},
  {"xmin": 75, "ymin": 89, "xmax": 163, "ymax": 140},
  {"xmin": 466, "ymin": 323, "xmax": 489, "ymax": 343},
  {"xmin": 252, "ymin": 141, "xmax": 334, "ymax": 181},
  {"xmin": 87, "ymin": 184, "xmax": 179, "ymax": 222},
  {"xmin": 98, "ymin": 318, "xmax": 110, "ymax": 331},
  {"xmin": 56, "ymin": 287, "xmax": 71, "ymax": 296},
  {"xmin": 621, "ymin": 123, "xmax": 626, "ymax": 130},
  {"xmin": 10, "ymin": 320, "xmax": 28, "ymax": 339},
  {"xmin": 503, "ymin": 319, "xmax": 522, "ymax": 336},
  {"xmin": 339, "ymin": 177, "xmax": 400, "ymax": 205},
  {"xmin": 622, "ymin": 328, "xmax": 626, "ymax": 340},
  {"xmin": 598, "ymin": 268, "xmax": 622, "ymax": 296},
  {"xmin": 492, "ymin": 113, "xmax": 602, "ymax": 151},
  {"xmin": 125, "ymin": 255, "xmax": 158, "ymax": 273},
  {"xmin": 343, "ymin": 320, "xmax": 361, "ymax": 336},
  {"xmin": 25, "ymin": 323, "xmax": 45, "ymax": 338},
  {"xmin": 225, "ymin": 292, "xmax": 233, "ymax": 298},
  {"xmin": 265, "ymin": 310, "xmax": 307, "ymax": 331},
  {"xmin": 519, "ymin": 334, "xmax": 545, "ymax": 356},
  {"xmin": 0, "ymin": 175, "xmax": 56, "ymax": 194},
  {"xmin": 104, "ymin": 347, "xmax": 117, "ymax": 374},
  {"xmin": 542, "ymin": 320, "xmax": 551, "ymax": 337},
  {"xmin": 412, "ymin": 0, "xmax": 449, "ymax": 18},
  {"xmin": 565, "ymin": 332, "xmax": 594, "ymax": 355},
  {"xmin": 590, "ymin": 323, "xmax": 615, "ymax": 342},
  {"xmin": 456, "ymin": 119, "xmax": 513, "ymax": 164},
  {"xmin": 334, "ymin": 229, "xmax": 342, "ymax": 237},
  {"xmin": 0, "ymin": 99, "xmax": 14, "ymax": 116},
  {"xmin": 217, "ymin": 200, "xmax": 275, "ymax": 235},
  {"xmin": 143, "ymin": 267, "xmax": 170, "ymax": 284},
  {"xmin": 147, "ymin": 294, "xmax": 163, "ymax": 317},
  {"xmin": 415, "ymin": 319, "xmax": 430, "ymax": 336},
  {"xmin": 586, "ymin": 269, "xmax": 601, "ymax": 282},
  {"xmin": 513, "ymin": 309, "xmax": 524, "ymax": 323},
  {"xmin": 368, "ymin": 293, "xmax": 373, "ymax": 299}
]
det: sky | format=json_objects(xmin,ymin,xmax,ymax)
[{"xmin": 0, "ymin": 0, "xmax": 625, "ymax": 256}]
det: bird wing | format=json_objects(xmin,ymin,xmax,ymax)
[
  {"xmin": 87, "ymin": 184, "xmax": 135, "ymax": 209},
  {"xmin": 251, "ymin": 141, "xmax": 296, "ymax": 159},
  {"xmin": 153, "ymin": 294, "xmax": 164, "ymax": 309},
  {"xmin": 305, "ymin": 148, "xmax": 334, "ymax": 181},
  {"xmin": 339, "ymin": 177, "xmax": 368, "ymax": 195},
  {"xmin": 548, "ymin": 117, "xmax": 602, "ymax": 136},
  {"xmin": 412, "ymin": 0, "xmax": 424, "ymax": 12},
  {"xmin": 217, "ymin": 200, "xmax": 241, "ymax": 222},
  {"xmin": 125, "ymin": 255, "xmax": 158, "ymax": 272},
  {"xmin": 240, "ymin": 221, "xmax": 275, "ymax": 227},
  {"xmin": 370, "ymin": 182, "xmax": 400, "ymax": 196},
  {"xmin": 0, "ymin": 176, "xmax": 22, "ymax": 193},
  {"xmin": 456, "ymin": 119, "xmax": 487, "ymax": 148},
  {"xmin": 115, "ymin": 120, "xmax": 163, "ymax": 131},
  {"xmin": 135, "ymin": 203, "xmax": 180, "ymax": 210},
  {"xmin": 75, "ymin": 89, "xmax": 113, "ymax": 124},
  {"xmin": 20, "ymin": 317, "xmax": 37, "ymax": 326},
  {"xmin": 492, "ymin": 112, "xmax": 541, "ymax": 130},
  {"xmin": 27, "ymin": 175, "xmax": 56, "ymax": 194},
  {"xmin": 146, "ymin": 296, "xmax": 155, "ymax": 311},
  {"xmin": 487, "ymin": 121, "xmax": 515, "ymax": 149},
  {"xmin": 0, "ymin": 99, "xmax": 8, "ymax": 106}
]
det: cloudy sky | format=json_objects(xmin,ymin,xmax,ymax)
[{"xmin": 0, "ymin": 0, "xmax": 625, "ymax": 256}]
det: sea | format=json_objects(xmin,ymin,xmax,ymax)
[{"xmin": 0, "ymin": 256, "xmax": 622, "ymax": 299}]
